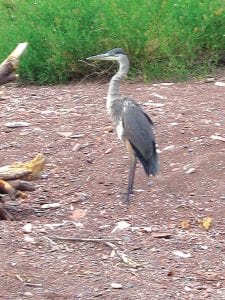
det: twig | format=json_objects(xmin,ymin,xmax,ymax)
[
  {"xmin": 15, "ymin": 274, "xmax": 42, "ymax": 287},
  {"xmin": 25, "ymin": 282, "xmax": 43, "ymax": 287},
  {"xmin": 48, "ymin": 236, "xmax": 122, "ymax": 243},
  {"xmin": 43, "ymin": 236, "xmax": 57, "ymax": 245},
  {"xmin": 48, "ymin": 235, "xmax": 140, "ymax": 268},
  {"xmin": 15, "ymin": 274, "xmax": 24, "ymax": 282},
  {"xmin": 76, "ymin": 59, "xmax": 116, "ymax": 85},
  {"xmin": 0, "ymin": 42, "xmax": 28, "ymax": 85},
  {"xmin": 105, "ymin": 241, "xmax": 140, "ymax": 268}
]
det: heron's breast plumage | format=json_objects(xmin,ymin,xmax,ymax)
[
  {"xmin": 115, "ymin": 119, "xmax": 124, "ymax": 141},
  {"xmin": 108, "ymin": 98, "xmax": 133, "ymax": 141}
]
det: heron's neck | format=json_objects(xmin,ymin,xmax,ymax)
[{"xmin": 107, "ymin": 57, "xmax": 129, "ymax": 112}]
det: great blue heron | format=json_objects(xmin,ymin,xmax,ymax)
[{"xmin": 87, "ymin": 48, "xmax": 158, "ymax": 204}]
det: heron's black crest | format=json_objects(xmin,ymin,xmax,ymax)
[{"xmin": 107, "ymin": 48, "xmax": 126, "ymax": 56}]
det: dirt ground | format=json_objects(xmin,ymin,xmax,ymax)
[{"xmin": 0, "ymin": 76, "xmax": 225, "ymax": 300}]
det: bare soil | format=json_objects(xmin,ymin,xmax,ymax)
[{"xmin": 0, "ymin": 78, "xmax": 225, "ymax": 300}]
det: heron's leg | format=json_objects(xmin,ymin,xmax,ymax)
[{"xmin": 125, "ymin": 140, "xmax": 137, "ymax": 204}]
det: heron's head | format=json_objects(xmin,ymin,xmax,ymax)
[{"xmin": 87, "ymin": 48, "xmax": 127, "ymax": 62}]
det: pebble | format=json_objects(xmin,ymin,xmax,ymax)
[
  {"xmin": 172, "ymin": 250, "xmax": 192, "ymax": 258},
  {"xmin": 111, "ymin": 283, "xmax": 123, "ymax": 289},
  {"xmin": 112, "ymin": 221, "xmax": 131, "ymax": 233},
  {"xmin": 5, "ymin": 121, "xmax": 31, "ymax": 128},
  {"xmin": 185, "ymin": 168, "xmax": 196, "ymax": 174},
  {"xmin": 205, "ymin": 77, "xmax": 215, "ymax": 83},
  {"xmin": 189, "ymin": 192, "xmax": 196, "ymax": 196},
  {"xmin": 163, "ymin": 145, "xmax": 175, "ymax": 151},
  {"xmin": 22, "ymin": 223, "xmax": 33, "ymax": 234},
  {"xmin": 73, "ymin": 143, "xmax": 81, "ymax": 152},
  {"xmin": 105, "ymin": 148, "xmax": 112, "ymax": 154},
  {"xmin": 184, "ymin": 286, "xmax": 192, "ymax": 292},
  {"xmin": 198, "ymin": 245, "xmax": 208, "ymax": 250},
  {"xmin": 23, "ymin": 292, "xmax": 34, "ymax": 297},
  {"xmin": 41, "ymin": 203, "xmax": 61, "ymax": 209},
  {"xmin": 24, "ymin": 235, "xmax": 35, "ymax": 244},
  {"xmin": 104, "ymin": 126, "xmax": 114, "ymax": 133},
  {"xmin": 215, "ymin": 81, "xmax": 225, "ymax": 87},
  {"xmin": 57, "ymin": 131, "xmax": 73, "ymax": 138},
  {"xmin": 75, "ymin": 192, "xmax": 88, "ymax": 201}
]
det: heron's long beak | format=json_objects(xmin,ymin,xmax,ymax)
[{"xmin": 86, "ymin": 53, "xmax": 116, "ymax": 61}]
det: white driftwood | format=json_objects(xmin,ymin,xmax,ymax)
[{"xmin": 0, "ymin": 42, "xmax": 28, "ymax": 85}]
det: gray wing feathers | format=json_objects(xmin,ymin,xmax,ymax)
[{"xmin": 122, "ymin": 106, "xmax": 155, "ymax": 160}]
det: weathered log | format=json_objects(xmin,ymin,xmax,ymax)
[
  {"xmin": 0, "ymin": 153, "xmax": 46, "ymax": 181},
  {"xmin": 0, "ymin": 153, "xmax": 46, "ymax": 220},
  {"xmin": 0, "ymin": 169, "xmax": 32, "ymax": 181},
  {"xmin": 9, "ymin": 180, "xmax": 36, "ymax": 192},
  {"xmin": 0, "ymin": 179, "xmax": 17, "ymax": 200},
  {"xmin": 0, "ymin": 179, "xmax": 36, "ymax": 200},
  {"xmin": 0, "ymin": 42, "xmax": 28, "ymax": 85}
]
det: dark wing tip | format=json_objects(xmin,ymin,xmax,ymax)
[{"xmin": 131, "ymin": 141, "xmax": 159, "ymax": 176}]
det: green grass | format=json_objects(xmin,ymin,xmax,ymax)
[{"xmin": 0, "ymin": 0, "xmax": 225, "ymax": 84}]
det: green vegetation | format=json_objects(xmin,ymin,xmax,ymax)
[{"xmin": 1, "ymin": 0, "xmax": 225, "ymax": 84}]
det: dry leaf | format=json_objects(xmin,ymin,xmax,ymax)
[
  {"xmin": 199, "ymin": 217, "xmax": 213, "ymax": 230},
  {"xmin": 70, "ymin": 209, "xmax": 87, "ymax": 221},
  {"xmin": 181, "ymin": 220, "xmax": 191, "ymax": 230}
]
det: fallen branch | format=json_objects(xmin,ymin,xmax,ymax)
[
  {"xmin": 0, "ymin": 179, "xmax": 17, "ymax": 200},
  {"xmin": 0, "ymin": 42, "xmax": 28, "ymax": 85},
  {"xmin": 0, "ymin": 179, "xmax": 36, "ymax": 201},
  {"xmin": 0, "ymin": 153, "xmax": 46, "ymax": 181},
  {"xmin": 0, "ymin": 170, "xmax": 32, "ymax": 181},
  {"xmin": 49, "ymin": 236, "xmax": 122, "ymax": 243},
  {"xmin": 0, "ymin": 153, "xmax": 46, "ymax": 220},
  {"xmin": 9, "ymin": 180, "xmax": 36, "ymax": 192},
  {"xmin": 48, "ymin": 235, "xmax": 140, "ymax": 268}
]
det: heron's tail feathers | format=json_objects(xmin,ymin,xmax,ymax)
[{"xmin": 131, "ymin": 141, "xmax": 159, "ymax": 176}]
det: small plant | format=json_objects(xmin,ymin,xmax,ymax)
[{"xmin": 0, "ymin": 0, "xmax": 224, "ymax": 84}]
